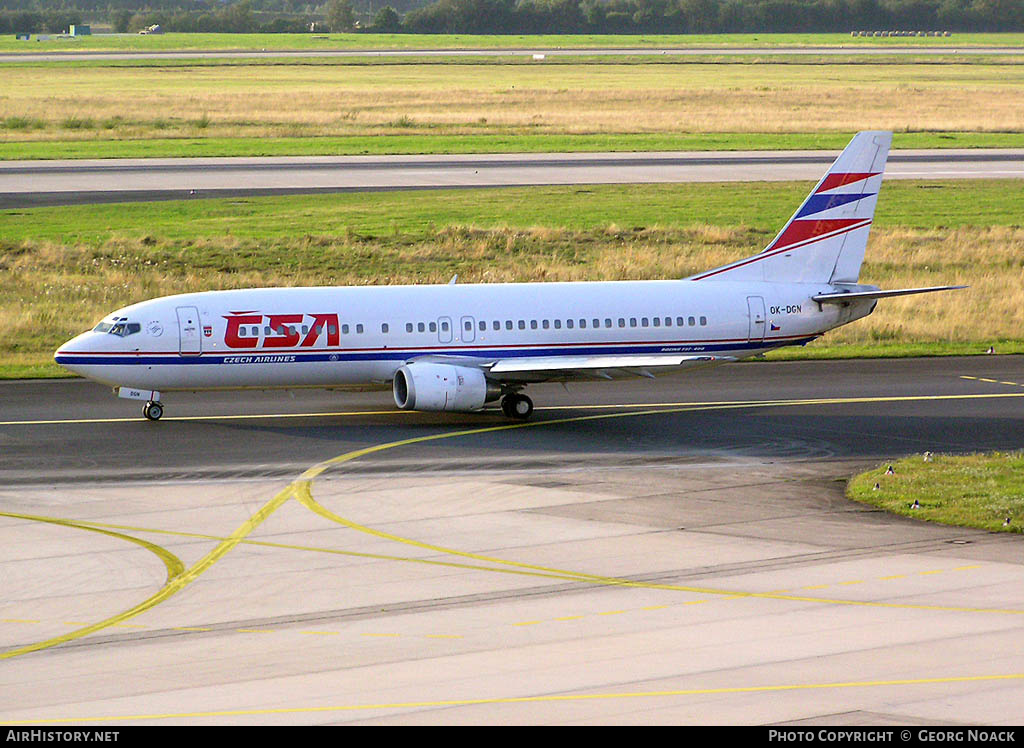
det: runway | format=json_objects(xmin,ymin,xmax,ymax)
[
  {"xmin": 2, "ymin": 45, "xmax": 1022, "ymax": 63},
  {"xmin": 3, "ymin": 149, "xmax": 1022, "ymax": 209},
  {"xmin": 2, "ymin": 356, "xmax": 1023, "ymax": 724}
]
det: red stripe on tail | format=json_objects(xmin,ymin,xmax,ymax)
[
  {"xmin": 816, "ymin": 172, "xmax": 881, "ymax": 193},
  {"xmin": 769, "ymin": 218, "xmax": 866, "ymax": 251}
]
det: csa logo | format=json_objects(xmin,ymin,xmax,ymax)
[
  {"xmin": 203, "ymin": 325, "xmax": 213, "ymax": 337},
  {"xmin": 224, "ymin": 311, "xmax": 341, "ymax": 349}
]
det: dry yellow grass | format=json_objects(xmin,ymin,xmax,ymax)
[
  {"xmin": 3, "ymin": 225, "xmax": 1020, "ymax": 362},
  {"xmin": 2, "ymin": 62, "xmax": 1022, "ymax": 140}
]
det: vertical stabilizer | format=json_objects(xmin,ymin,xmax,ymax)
[{"xmin": 689, "ymin": 131, "xmax": 892, "ymax": 284}]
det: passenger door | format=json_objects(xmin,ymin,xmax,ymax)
[{"xmin": 176, "ymin": 306, "xmax": 202, "ymax": 355}]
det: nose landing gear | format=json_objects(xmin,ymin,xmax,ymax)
[{"xmin": 143, "ymin": 400, "xmax": 164, "ymax": 421}]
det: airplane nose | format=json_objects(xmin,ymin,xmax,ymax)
[{"xmin": 54, "ymin": 331, "xmax": 97, "ymax": 375}]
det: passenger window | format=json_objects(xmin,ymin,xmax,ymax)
[
  {"xmin": 676, "ymin": 317, "xmax": 684, "ymax": 326},
  {"xmin": 542, "ymin": 320, "xmax": 550, "ymax": 329},
  {"xmin": 429, "ymin": 322, "xmax": 437, "ymax": 332},
  {"xmin": 653, "ymin": 317, "xmax": 660, "ymax": 327},
  {"xmin": 381, "ymin": 323, "xmax": 389, "ymax": 333},
  {"xmin": 342, "ymin": 324, "xmax": 350, "ymax": 334},
  {"xmin": 465, "ymin": 320, "xmax": 472, "ymax": 331},
  {"xmin": 264, "ymin": 326, "xmax": 272, "ymax": 335},
  {"xmin": 605, "ymin": 318, "xmax": 612, "ymax": 328},
  {"xmin": 554, "ymin": 320, "xmax": 561, "ymax": 329},
  {"xmin": 579, "ymin": 319, "xmax": 587, "ymax": 329},
  {"xmin": 418, "ymin": 322, "xmax": 425, "ymax": 332},
  {"xmin": 441, "ymin": 321, "xmax": 449, "ymax": 332},
  {"xmin": 641, "ymin": 318, "xmax": 649, "ymax": 327},
  {"xmin": 629, "ymin": 318, "xmax": 637, "ymax": 328},
  {"xmin": 664, "ymin": 317, "xmax": 672, "ymax": 327},
  {"xmin": 518, "ymin": 320, "xmax": 525, "ymax": 330},
  {"xmin": 566, "ymin": 319, "xmax": 574, "ymax": 329},
  {"xmin": 493, "ymin": 321, "xmax": 500, "ymax": 331},
  {"xmin": 700, "ymin": 316, "xmax": 707, "ymax": 326},
  {"xmin": 329, "ymin": 325, "xmax": 338, "ymax": 336},
  {"xmin": 406, "ymin": 323, "xmax": 413, "ymax": 333},
  {"xmin": 618, "ymin": 318, "xmax": 625, "ymax": 328},
  {"xmin": 688, "ymin": 317, "xmax": 696, "ymax": 326},
  {"xmin": 530, "ymin": 320, "xmax": 538, "ymax": 330},
  {"xmin": 479, "ymin": 321, "xmax": 486, "ymax": 331},
  {"xmin": 505, "ymin": 320, "xmax": 513, "ymax": 330}
]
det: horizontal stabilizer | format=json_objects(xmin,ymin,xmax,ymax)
[{"xmin": 812, "ymin": 285, "xmax": 967, "ymax": 304}]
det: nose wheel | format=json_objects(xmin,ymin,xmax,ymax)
[
  {"xmin": 143, "ymin": 401, "xmax": 164, "ymax": 421},
  {"xmin": 501, "ymin": 393, "xmax": 533, "ymax": 421}
]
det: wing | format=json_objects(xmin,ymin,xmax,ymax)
[{"xmin": 484, "ymin": 354, "xmax": 735, "ymax": 383}]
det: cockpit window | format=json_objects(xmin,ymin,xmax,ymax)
[{"xmin": 94, "ymin": 320, "xmax": 141, "ymax": 337}]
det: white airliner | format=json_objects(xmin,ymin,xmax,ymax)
[{"xmin": 56, "ymin": 131, "xmax": 962, "ymax": 421}]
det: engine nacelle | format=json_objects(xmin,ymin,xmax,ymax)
[{"xmin": 393, "ymin": 362, "xmax": 499, "ymax": 412}]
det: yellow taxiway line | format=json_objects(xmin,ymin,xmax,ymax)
[
  {"xmin": 3, "ymin": 383, "xmax": 1023, "ymax": 729},
  {"xmin": 2, "ymin": 389, "xmax": 1024, "ymax": 427},
  {"xmin": 6, "ymin": 672, "xmax": 1024, "ymax": 724},
  {"xmin": 5, "ymin": 391, "xmax": 1024, "ymax": 661}
]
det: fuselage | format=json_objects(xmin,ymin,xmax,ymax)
[{"xmin": 55, "ymin": 279, "xmax": 873, "ymax": 392}]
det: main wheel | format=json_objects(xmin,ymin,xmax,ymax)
[
  {"xmin": 501, "ymin": 393, "xmax": 533, "ymax": 421},
  {"xmin": 143, "ymin": 401, "xmax": 163, "ymax": 421}
]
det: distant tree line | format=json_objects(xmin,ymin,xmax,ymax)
[
  {"xmin": 1, "ymin": 0, "xmax": 1020, "ymax": 34},
  {"xmin": 401, "ymin": 0, "xmax": 1023, "ymax": 33},
  {"xmin": 0, "ymin": 0, "xmax": 421, "ymax": 33}
]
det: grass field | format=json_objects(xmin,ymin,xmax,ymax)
[
  {"xmin": 3, "ymin": 179, "xmax": 1021, "ymax": 378},
  {"xmin": 1, "ymin": 58, "xmax": 1022, "ymax": 157},
  {"xmin": 1, "ymin": 32, "xmax": 1022, "ymax": 54},
  {"xmin": 5, "ymin": 131, "xmax": 1024, "ymax": 161},
  {"xmin": 848, "ymin": 453, "xmax": 1024, "ymax": 533}
]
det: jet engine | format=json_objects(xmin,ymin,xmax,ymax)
[{"xmin": 393, "ymin": 362, "xmax": 500, "ymax": 412}]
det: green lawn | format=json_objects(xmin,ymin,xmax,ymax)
[
  {"xmin": 849, "ymin": 453, "xmax": 1024, "ymax": 533},
  {"xmin": 1, "ymin": 32, "xmax": 1022, "ymax": 54},
  {"xmin": 3, "ymin": 180, "xmax": 1020, "ymax": 244},
  {"xmin": 3, "ymin": 131, "xmax": 1023, "ymax": 161},
  {"xmin": 4, "ymin": 179, "xmax": 1022, "ymax": 379}
]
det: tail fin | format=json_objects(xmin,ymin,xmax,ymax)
[{"xmin": 689, "ymin": 131, "xmax": 892, "ymax": 284}]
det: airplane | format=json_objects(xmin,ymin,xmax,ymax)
[{"xmin": 55, "ymin": 131, "xmax": 963, "ymax": 422}]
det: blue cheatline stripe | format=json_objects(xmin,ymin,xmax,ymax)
[
  {"xmin": 796, "ymin": 193, "xmax": 874, "ymax": 219},
  {"xmin": 54, "ymin": 337, "xmax": 818, "ymax": 367}
]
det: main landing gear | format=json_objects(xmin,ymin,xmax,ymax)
[
  {"xmin": 143, "ymin": 400, "xmax": 164, "ymax": 421},
  {"xmin": 500, "ymin": 392, "xmax": 534, "ymax": 421}
]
